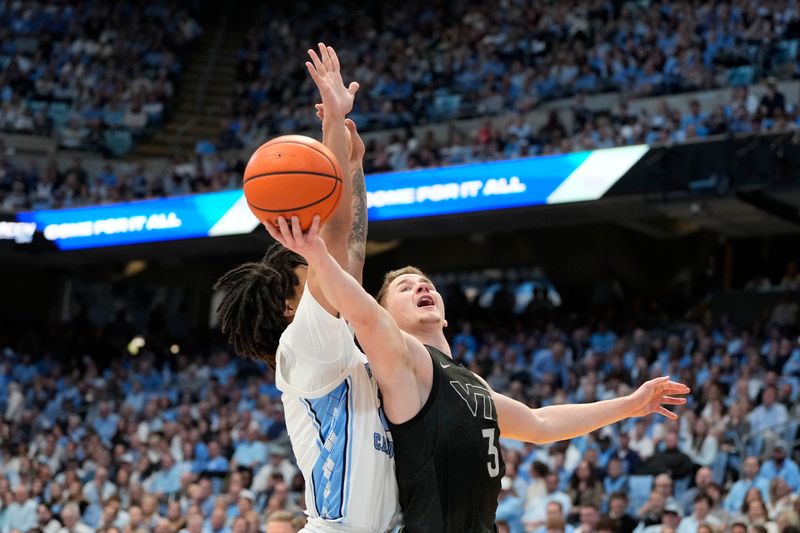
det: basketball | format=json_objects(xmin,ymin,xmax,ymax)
[{"xmin": 243, "ymin": 135, "xmax": 343, "ymax": 230}]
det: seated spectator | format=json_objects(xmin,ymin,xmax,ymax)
[
  {"xmin": 760, "ymin": 441, "xmax": 800, "ymax": 491},
  {"xmin": 742, "ymin": 497, "xmax": 780, "ymax": 533},
  {"xmin": 767, "ymin": 476, "xmax": 796, "ymax": 518},
  {"xmin": 36, "ymin": 504, "xmax": 61, "ymax": 533},
  {"xmin": 203, "ymin": 507, "xmax": 231, "ymax": 533},
  {"xmin": 606, "ymin": 492, "xmax": 636, "ymax": 533},
  {"xmin": 680, "ymin": 418, "xmax": 718, "ymax": 468},
  {"xmin": 724, "ymin": 456, "xmax": 770, "ymax": 514},
  {"xmin": 637, "ymin": 489, "xmax": 668, "ymax": 530},
  {"xmin": 641, "ymin": 502, "xmax": 683, "ymax": 533},
  {"xmin": 567, "ymin": 460, "xmax": 604, "ymax": 516},
  {"xmin": 636, "ymin": 431, "xmax": 695, "ymax": 480},
  {"xmin": 678, "ymin": 467, "xmax": 715, "ymax": 516},
  {"xmin": 676, "ymin": 493, "xmax": 722, "ymax": 533},
  {"xmin": 526, "ymin": 498, "xmax": 573, "ymax": 533},
  {"xmin": 3, "ymin": 485, "xmax": 37, "ymax": 532},
  {"xmin": 57, "ymin": 503, "xmax": 92, "ymax": 533}
]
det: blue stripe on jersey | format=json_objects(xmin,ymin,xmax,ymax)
[
  {"xmin": 305, "ymin": 377, "xmax": 352, "ymax": 520},
  {"xmin": 300, "ymin": 398, "xmax": 324, "ymax": 517},
  {"xmin": 343, "ymin": 374, "xmax": 355, "ymax": 516}
]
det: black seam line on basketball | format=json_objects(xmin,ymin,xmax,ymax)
[
  {"xmin": 243, "ymin": 171, "xmax": 343, "ymax": 184},
  {"xmin": 247, "ymin": 183, "xmax": 338, "ymax": 212},
  {"xmin": 262, "ymin": 140, "xmax": 339, "ymax": 176}
]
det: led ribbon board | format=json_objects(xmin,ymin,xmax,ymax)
[
  {"xmin": 365, "ymin": 144, "xmax": 649, "ymax": 221},
  {"xmin": 16, "ymin": 145, "xmax": 648, "ymax": 250},
  {"xmin": 16, "ymin": 190, "xmax": 257, "ymax": 251}
]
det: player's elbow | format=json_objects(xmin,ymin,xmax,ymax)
[{"xmin": 522, "ymin": 409, "xmax": 555, "ymax": 445}]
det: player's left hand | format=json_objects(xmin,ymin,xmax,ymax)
[
  {"xmin": 306, "ymin": 42, "xmax": 359, "ymax": 119},
  {"xmin": 264, "ymin": 215, "xmax": 328, "ymax": 265},
  {"xmin": 626, "ymin": 376, "xmax": 690, "ymax": 420}
]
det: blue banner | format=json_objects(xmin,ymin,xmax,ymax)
[
  {"xmin": 15, "ymin": 145, "xmax": 648, "ymax": 250},
  {"xmin": 16, "ymin": 190, "xmax": 248, "ymax": 251},
  {"xmin": 366, "ymin": 145, "xmax": 649, "ymax": 220}
]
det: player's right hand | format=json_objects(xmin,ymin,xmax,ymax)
[
  {"xmin": 264, "ymin": 215, "xmax": 328, "ymax": 265},
  {"xmin": 306, "ymin": 42, "xmax": 359, "ymax": 119}
]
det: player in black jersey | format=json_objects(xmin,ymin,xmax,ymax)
[{"xmin": 266, "ymin": 219, "xmax": 691, "ymax": 533}]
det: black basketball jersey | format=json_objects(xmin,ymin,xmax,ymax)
[{"xmin": 389, "ymin": 345, "xmax": 506, "ymax": 532}]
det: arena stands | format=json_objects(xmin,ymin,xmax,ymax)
[
  {"xmin": 0, "ymin": 278, "xmax": 799, "ymax": 533},
  {"xmin": 222, "ymin": 0, "xmax": 800, "ymax": 143},
  {"xmin": 1, "ymin": 80, "xmax": 799, "ymax": 211},
  {"xmin": 0, "ymin": 1, "xmax": 202, "ymax": 154}
]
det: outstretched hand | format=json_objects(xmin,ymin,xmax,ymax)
[
  {"xmin": 264, "ymin": 215, "xmax": 328, "ymax": 265},
  {"xmin": 626, "ymin": 376, "xmax": 690, "ymax": 420},
  {"xmin": 306, "ymin": 42, "xmax": 359, "ymax": 119}
]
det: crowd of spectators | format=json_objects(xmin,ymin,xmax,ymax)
[
  {"xmin": 3, "ymin": 79, "xmax": 799, "ymax": 211},
  {"xmin": 1, "ymin": 278, "xmax": 800, "ymax": 533},
  {"xmin": 0, "ymin": 146, "xmax": 243, "ymax": 211},
  {"xmin": 0, "ymin": 1, "xmax": 203, "ymax": 153},
  {"xmin": 220, "ymin": 0, "xmax": 800, "ymax": 146},
  {"xmin": 0, "ymin": 1, "xmax": 799, "ymax": 208},
  {"xmin": 360, "ymin": 80, "xmax": 800, "ymax": 173}
]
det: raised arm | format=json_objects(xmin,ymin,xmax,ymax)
[
  {"xmin": 345, "ymin": 120, "xmax": 367, "ymax": 283},
  {"xmin": 315, "ymin": 103, "xmax": 368, "ymax": 283},
  {"xmin": 488, "ymin": 376, "xmax": 690, "ymax": 444},
  {"xmin": 303, "ymin": 43, "xmax": 360, "ymax": 313},
  {"xmin": 265, "ymin": 216, "xmax": 424, "ymax": 386}
]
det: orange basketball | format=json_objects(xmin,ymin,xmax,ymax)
[{"xmin": 243, "ymin": 135, "xmax": 343, "ymax": 230}]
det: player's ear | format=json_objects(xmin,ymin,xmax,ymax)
[
  {"xmin": 284, "ymin": 301, "xmax": 296, "ymax": 319},
  {"xmin": 443, "ymin": 319, "xmax": 448, "ymax": 328}
]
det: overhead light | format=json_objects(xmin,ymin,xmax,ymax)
[{"xmin": 127, "ymin": 336, "xmax": 146, "ymax": 355}]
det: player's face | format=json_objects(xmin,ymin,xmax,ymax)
[
  {"xmin": 385, "ymin": 274, "xmax": 446, "ymax": 330},
  {"xmin": 284, "ymin": 265, "xmax": 308, "ymax": 324}
]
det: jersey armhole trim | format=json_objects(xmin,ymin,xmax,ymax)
[
  {"xmin": 275, "ymin": 349, "xmax": 359, "ymax": 399},
  {"xmin": 386, "ymin": 346, "xmax": 439, "ymax": 430}
]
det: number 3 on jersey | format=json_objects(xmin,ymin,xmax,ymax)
[{"xmin": 482, "ymin": 428, "xmax": 500, "ymax": 478}]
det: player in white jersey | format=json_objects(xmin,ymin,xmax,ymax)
[{"xmin": 214, "ymin": 43, "xmax": 399, "ymax": 532}]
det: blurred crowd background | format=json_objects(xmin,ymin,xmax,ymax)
[{"xmin": 1, "ymin": 0, "xmax": 800, "ymax": 532}]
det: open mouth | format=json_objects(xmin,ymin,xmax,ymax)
[{"xmin": 416, "ymin": 295, "xmax": 435, "ymax": 308}]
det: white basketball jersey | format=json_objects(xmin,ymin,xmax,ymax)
[{"xmin": 276, "ymin": 286, "xmax": 399, "ymax": 533}]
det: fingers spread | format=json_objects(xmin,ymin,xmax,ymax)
[
  {"xmin": 309, "ymin": 215, "xmax": 321, "ymax": 239},
  {"xmin": 661, "ymin": 396, "xmax": 687, "ymax": 405},
  {"xmin": 305, "ymin": 61, "xmax": 321, "ymax": 84},
  {"xmin": 328, "ymin": 46, "xmax": 340, "ymax": 71},
  {"xmin": 318, "ymin": 42, "xmax": 331, "ymax": 68},
  {"xmin": 308, "ymin": 49, "xmax": 324, "ymax": 73},
  {"xmin": 264, "ymin": 221, "xmax": 282, "ymax": 242},
  {"xmin": 277, "ymin": 216, "xmax": 293, "ymax": 242},
  {"xmin": 290, "ymin": 216, "xmax": 303, "ymax": 241},
  {"xmin": 656, "ymin": 406, "xmax": 678, "ymax": 420}
]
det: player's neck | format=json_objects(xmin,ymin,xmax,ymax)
[{"xmin": 414, "ymin": 330, "xmax": 450, "ymax": 358}]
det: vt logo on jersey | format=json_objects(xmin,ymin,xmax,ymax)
[{"xmin": 450, "ymin": 381, "xmax": 494, "ymax": 420}]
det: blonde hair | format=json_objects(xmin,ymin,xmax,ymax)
[
  {"xmin": 266, "ymin": 510, "xmax": 294, "ymax": 523},
  {"xmin": 375, "ymin": 266, "xmax": 430, "ymax": 306}
]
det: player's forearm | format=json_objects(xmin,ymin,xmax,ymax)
[
  {"xmin": 346, "ymin": 164, "xmax": 367, "ymax": 282},
  {"xmin": 321, "ymin": 115, "xmax": 353, "ymax": 243},
  {"xmin": 530, "ymin": 396, "xmax": 635, "ymax": 443},
  {"xmin": 310, "ymin": 247, "xmax": 378, "ymax": 327}
]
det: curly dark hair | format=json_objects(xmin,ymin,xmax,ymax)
[{"xmin": 213, "ymin": 243, "xmax": 306, "ymax": 369}]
